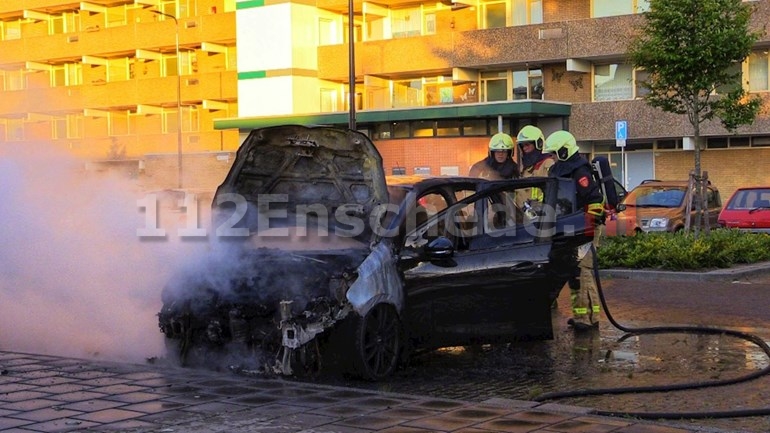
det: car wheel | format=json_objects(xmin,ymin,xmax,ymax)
[{"xmin": 351, "ymin": 303, "xmax": 403, "ymax": 381}]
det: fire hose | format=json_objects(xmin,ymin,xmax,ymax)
[{"xmin": 533, "ymin": 244, "xmax": 770, "ymax": 420}]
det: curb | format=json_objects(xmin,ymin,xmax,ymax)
[{"xmin": 599, "ymin": 261, "xmax": 770, "ymax": 283}]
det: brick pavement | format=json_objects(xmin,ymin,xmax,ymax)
[{"xmin": 0, "ymin": 350, "xmax": 732, "ymax": 433}]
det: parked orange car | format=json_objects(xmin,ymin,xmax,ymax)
[{"xmin": 605, "ymin": 180, "xmax": 722, "ymax": 236}]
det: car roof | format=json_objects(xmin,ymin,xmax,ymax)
[
  {"xmin": 386, "ymin": 175, "xmax": 486, "ymax": 190},
  {"xmin": 636, "ymin": 179, "xmax": 717, "ymax": 190},
  {"xmin": 733, "ymin": 186, "xmax": 770, "ymax": 191}
]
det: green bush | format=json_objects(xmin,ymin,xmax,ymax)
[{"xmin": 597, "ymin": 229, "xmax": 770, "ymax": 271}]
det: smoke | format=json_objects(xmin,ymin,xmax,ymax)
[{"xmin": 0, "ymin": 143, "xmax": 207, "ymax": 363}]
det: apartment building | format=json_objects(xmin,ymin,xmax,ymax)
[
  {"xmin": 222, "ymin": 0, "xmax": 770, "ymax": 197},
  {"xmin": 2, "ymin": 0, "xmax": 770, "ymax": 197},
  {"xmin": 0, "ymin": 0, "xmax": 239, "ymax": 190}
]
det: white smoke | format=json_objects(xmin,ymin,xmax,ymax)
[{"xmin": 0, "ymin": 143, "xmax": 209, "ymax": 363}]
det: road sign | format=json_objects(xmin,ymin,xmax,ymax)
[{"xmin": 615, "ymin": 120, "xmax": 627, "ymax": 148}]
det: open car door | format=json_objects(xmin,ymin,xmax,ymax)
[{"xmin": 397, "ymin": 177, "xmax": 589, "ymax": 350}]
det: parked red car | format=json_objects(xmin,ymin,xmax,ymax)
[{"xmin": 718, "ymin": 187, "xmax": 770, "ymax": 233}]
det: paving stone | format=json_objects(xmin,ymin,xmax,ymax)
[
  {"xmin": 337, "ymin": 413, "xmax": 411, "ymax": 430},
  {"xmin": 473, "ymin": 417, "xmax": 552, "ymax": 432},
  {"xmin": 402, "ymin": 412, "xmax": 481, "ymax": 431},
  {"xmin": 7, "ymin": 407, "xmax": 83, "ymax": 422},
  {"xmin": 351, "ymin": 396, "xmax": 409, "ymax": 409},
  {"xmin": 71, "ymin": 407, "xmax": 146, "ymax": 423},
  {"xmin": 207, "ymin": 385, "xmax": 262, "ymax": 396},
  {"xmin": 230, "ymin": 394, "xmax": 279, "ymax": 405},
  {"xmin": 614, "ymin": 425, "xmax": 694, "ymax": 433},
  {"xmin": 0, "ymin": 390, "xmax": 51, "ymax": 402},
  {"xmin": 48, "ymin": 391, "xmax": 109, "ymax": 403},
  {"xmin": 0, "ymin": 416, "xmax": 34, "ymax": 430},
  {"xmin": 11, "ymin": 418, "xmax": 99, "ymax": 432},
  {"xmin": 103, "ymin": 391, "xmax": 166, "ymax": 403},
  {"xmin": 23, "ymin": 376, "xmax": 78, "ymax": 386},
  {"xmin": 411, "ymin": 398, "xmax": 467, "ymax": 410},
  {"xmin": 0, "ymin": 398, "xmax": 63, "ymax": 411},
  {"xmin": 39, "ymin": 383, "xmax": 92, "ymax": 394},
  {"xmin": 120, "ymin": 399, "xmax": 187, "ymax": 414},
  {"xmin": 179, "ymin": 400, "xmax": 250, "ymax": 414},
  {"xmin": 58, "ymin": 398, "xmax": 125, "ymax": 412},
  {"xmin": 0, "ymin": 382, "xmax": 38, "ymax": 394}
]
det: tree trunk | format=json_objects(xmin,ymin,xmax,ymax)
[{"xmin": 693, "ymin": 121, "xmax": 703, "ymax": 238}]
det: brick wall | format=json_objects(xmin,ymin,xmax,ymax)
[
  {"xmin": 543, "ymin": 65, "xmax": 591, "ymax": 104},
  {"xmin": 546, "ymin": 0, "xmax": 590, "ymax": 22},
  {"xmin": 654, "ymin": 148, "xmax": 770, "ymax": 201},
  {"xmin": 375, "ymin": 137, "xmax": 493, "ymax": 176}
]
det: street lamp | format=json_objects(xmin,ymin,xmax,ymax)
[
  {"xmin": 347, "ymin": 0, "xmax": 356, "ymax": 130},
  {"xmin": 150, "ymin": 9, "xmax": 183, "ymax": 189}
]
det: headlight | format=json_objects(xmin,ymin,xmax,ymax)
[{"xmin": 649, "ymin": 218, "xmax": 669, "ymax": 228}]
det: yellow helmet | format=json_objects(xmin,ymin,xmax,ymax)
[
  {"xmin": 543, "ymin": 130, "xmax": 579, "ymax": 161},
  {"xmin": 488, "ymin": 132, "xmax": 514, "ymax": 151},
  {"xmin": 516, "ymin": 125, "xmax": 545, "ymax": 150}
]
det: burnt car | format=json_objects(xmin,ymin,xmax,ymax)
[{"xmin": 158, "ymin": 125, "xmax": 593, "ymax": 380}]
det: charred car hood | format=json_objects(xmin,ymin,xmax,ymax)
[{"xmin": 213, "ymin": 125, "xmax": 389, "ymax": 244}]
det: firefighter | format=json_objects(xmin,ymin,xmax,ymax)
[
  {"xmin": 469, "ymin": 132, "xmax": 519, "ymax": 180},
  {"xmin": 543, "ymin": 130, "xmax": 605, "ymax": 331},
  {"xmin": 515, "ymin": 125, "xmax": 554, "ymax": 211}
]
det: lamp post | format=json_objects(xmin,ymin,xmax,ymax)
[
  {"xmin": 150, "ymin": 10, "xmax": 183, "ymax": 189},
  {"xmin": 347, "ymin": 0, "xmax": 356, "ymax": 130}
]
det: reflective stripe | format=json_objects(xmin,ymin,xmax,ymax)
[
  {"xmin": 592, "ymin": 305, "xmax": 601, "ymax": 313},
  {"xmin": 573, "ymin": 307, "xmax": 588, "ymax": 315},
  {"xmin": 530, "ymin": 187, "xmax": 544, "ymax": 202}
]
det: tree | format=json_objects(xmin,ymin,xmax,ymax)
[{"xmin": 627, "ymin": 0, "xmax": 764, "ymax": 236}]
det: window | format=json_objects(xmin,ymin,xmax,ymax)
[
  {"xmin": 318, "ymin": 18, "xmax": 338, "ymax": 46},
  {"xmin": 593, "ymin": 0, "xmax": 649, "ymax": 17},
  {"xmin": 424, "ymin": 11, "xmax": 436, "ymax": 35},
  {"xmin": 1, "ymin": 70, "xmax": 26, "ymax": 91},
  {"xmin": 51, "ymin": 63, "xmax": 82, "ymax": 87},
  {"xmin": 748, "ymin": 50, "xmax": 769, "ymax": 92},
  {"xmin": 529, "ymin": 69, "xmax": 543, "ymax": 99},
  {"xmin": 436, "ymin": 120, "xmax": 461, "ymax": 137},
  {"xmin": 413, "ymin": 120, "xmax": 434, "ymax": 137},
  {"xmin": 481, "ymin": 71, "xmax": 508, "ymax": 102},
  {"xmin": 50, "ymin": 12, "xmax": 79, "ymax": 34},
  {"xmin": 394, "ymin": 79, "xmax": 423, "ymax": 108},
  {"xmin": 110, "ymin": 111, "xmax": 129, "ymax": 136},
  {"xmin": 105, "ymin": 5, "xmax": 127, "ymax": 27},
  {"xmin": 512, "ymin": 0, "xmax": 542, "ymax": 26},
  {"xmin": 108, "ymin": 58, "xmax": 130, "ymax": 81},
  {"xmin": 634, "ymin": 69, "xmax": 650, "ymax": 98},
  {"xmin": 594, "ymin": 63, "xmax": 634, "ymax": 101},
  {"xmin": 8, "ymin": 118, "xmax": 24, "ymax": 141},
  {"xmin": 483, "ymin": 1, "xmax": 507, "ymax": 29},
  {"xmin": 463, "ymin": 120, "xmax": 488, "ymax": 136},
  {"xmin": 2, "ymin": 20, "xmax": 21, "ymax": 40},
  {"xmin": 392, "ymin": 7, "xmax": 421, "ymax": 38},
  {"xmin": 320, "ymin": 88, "xmax": 338, "ymax": 112}
]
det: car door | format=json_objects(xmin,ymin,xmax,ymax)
[{"xmin": 398, "ymin": 177, "xmax": 580, "ymax": 349}]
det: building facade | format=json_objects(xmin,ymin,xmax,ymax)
[
  {"xmin": 0, "ymin": 0, "xmax": 239, "ymax": 190},
  {"xmin": 2, "ymin": 0, "xmax": 770, "ymax": 198},
  {"xmin": 224, "ymin": 0, "xmax": 770, "ymax": 198}
]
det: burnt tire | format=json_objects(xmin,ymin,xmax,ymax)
[{"xmin": 351, "ymin": 303, "xmax": 403, "ymax": 381}]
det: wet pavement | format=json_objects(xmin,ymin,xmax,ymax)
[
  {"xmin": 3, "ymin": 263, "xmax": 770, "ymax": 432},
  {"xmin": 0, "ymin": 349, "xmax": 739, "ymax": 433}
]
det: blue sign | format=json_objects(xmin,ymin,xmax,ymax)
[{"xmin": 615, "ymin": 120, "xmax": 628, "ymax": 140}]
